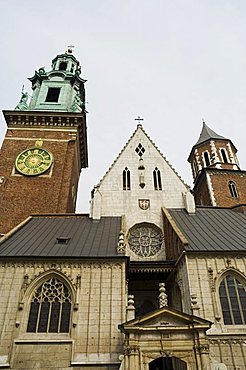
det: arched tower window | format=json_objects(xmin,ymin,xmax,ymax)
[
  {"xmin": 203, "ymin": 151, "xmax": 210, "ymax": 167},
  {"xmin": 219, "ymin": 274, "xmax": 246, "ymax": 325},
  {"xmin": 229, "ymin": 181, "xmax": 238, "ymax": 198},
  {"xmin": 153, "ymin": 167, "xmax": 162, "ymax": 190},
  {"xmin": 27, "ymin": 277, "xmax": 72, "ymax": 333},
  {"xmin": 192, "ymin": 160, "xmax": 198, "ymax": 178},
  {"xmin": 123, "ymin": 167, "xmax": 131, "ymax": 190},
  {"xmin": 220, "ymin": 148, "xmax": 228, "ymax": 163}
]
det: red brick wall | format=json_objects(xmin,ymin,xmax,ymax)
[
  {"xmin": 193, "ymin": 176, "xmax": 212, "ymax": 206},
  {"xmin": 194, "ymin": 170, "xmax": 246, "ymax": 207},
  {"xmin": 0, "ymin": 128, "xmax": 80, "ymax": 234},
  {"xmin": 210, "ymin": 171, "xmax": 246, "ymax": 207}
]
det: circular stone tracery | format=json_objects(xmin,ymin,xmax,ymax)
[{"xmin": 128, "ymin": 223, "xmax": 163, "ymax": 257}]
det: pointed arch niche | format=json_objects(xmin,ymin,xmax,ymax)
[
  {"xmin": 153, "ymin": 167, "xmax": 162, "ymax": 190},
  {"xmin": 220, "ymin": 148, "xmax": 229, "ymax": 163},
  {"xmin": 203, "ymin": 151, "xmax": 211, "ymax": 167},
  {"xmin": 123, "ymin": 167, "xmax": 131, "ymax": 190},
  {"xmin": 228, "ymin": 181, "xmax": 238, "ymax": 198}
]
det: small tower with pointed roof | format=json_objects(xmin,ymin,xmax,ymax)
[{"xmin": 188, "ymin": 121, "xmax": 246, "ymax": 207}]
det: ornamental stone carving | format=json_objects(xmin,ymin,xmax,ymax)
[
  {"xmin": 159, "ymin": 282, "xmax": 168, "ymax": 308},
  {"xmin": 128, "ymin": 223, "xmax": 163, "ymax": 257}
]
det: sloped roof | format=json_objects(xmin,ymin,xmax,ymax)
[
  {"xmin": 94, "ymin": 124, "xmax": 190, "ymax": 189},
  {"xmin": 188, "ymin": 122, "xmax": 237, "ymax": 162},
  {"xmin": 0, "ymin": 215, "xmax": 122, "ymax": 258},
  {"xmin": 195, "ymin": 122, "xmax": 226, "ymax": 146},
  {"xmin": 168, "ymin": 207, "xmax": 246, "ymax": 252}
]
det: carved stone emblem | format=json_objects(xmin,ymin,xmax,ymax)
[{"xmin": 138, "ymin": 199, "xmax": 150, "ymax": 210}]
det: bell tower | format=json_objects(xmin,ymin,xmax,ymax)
[
  {"xmin": 0, "ymin": 49, "xmax": 88, "ymax": 235},
  {"xmin": 188, "ymin": 121, "xmax": 246, "ymax": 207}
]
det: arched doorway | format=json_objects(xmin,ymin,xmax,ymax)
[{"xmin": 149, "ymin": 357, "xmax": 187, "ymax": 370}]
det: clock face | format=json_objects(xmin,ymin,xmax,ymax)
[{"xmin": 15, "ymin": 147, "xmax": 53, "ymax": 176}]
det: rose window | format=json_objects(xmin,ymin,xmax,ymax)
[{"xmin": 128, "ymin": 223, "xmax": 163, "ymax": 257}]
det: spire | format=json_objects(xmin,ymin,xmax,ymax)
[{"xmin": 195, "ymin": 121, "xmax": 226, "ymax": 146}]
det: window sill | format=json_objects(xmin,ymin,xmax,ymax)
[{"xmin": 15, "ymin": 335, "xmax": 73, "ymax": 344}]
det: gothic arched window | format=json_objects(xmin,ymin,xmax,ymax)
[
  {"xmin": 153, "ymin": 167, "xmax": 162, "ymax": 190},
  {"xmin": 192, "ymin": 160, "xmax": 198, "ymax": 178},
  {"xmin": 229, "ymin": 181, "xmax": 238, "ymax": 198},
  {"xmin": 123, "ymin": 167, "xmax": 131, "ymax": 190},
  {"xmin": 220, "ymin": 148, "xmax": 228, "ymax": 163},
  {"xmin": 219, "ymin": 274, "xmax": 246, "ymax": 325},
  {"xmin": 203, "ymin": 151, "xmax": 210, "ymax": 167},
  {"xmin": 27, "ymin": 277, "xmax": 72, "ymax": 333}
]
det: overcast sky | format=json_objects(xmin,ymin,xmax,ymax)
[{"xmin": 0, "ymin": 1, "xmax": 246, "ymax": 212}]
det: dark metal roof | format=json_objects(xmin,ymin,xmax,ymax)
[
  {"xmin": 0, "ymin": 215, "xmax": 122, "ymax": 258},
  {"xmin": 195, "ymin": 122, "xmax": 226, "ymax": 146},
  {"xmin": 168, "ymin": 208, "xmax": 246, "ymax": 252},
  {"xmin": 187, "ymin": 122, "xmax": 236, "ymax": 163}
]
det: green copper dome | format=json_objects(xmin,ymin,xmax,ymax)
[{"xmin": 15, "ymin": 49, "xmax": 87, "ymax": 113}]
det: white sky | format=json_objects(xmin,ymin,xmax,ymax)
[{"xmin": 0, "ymin": 1, "xmax": 245, "ymax": 212}]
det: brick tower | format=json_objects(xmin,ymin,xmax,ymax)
[
  {"xmin": 188, "ymin": 121, "xmax": 246, "ymax": 207},
  {"xmin": 0, "ymin": 49, "xmax": 88, "ymax": 235}
]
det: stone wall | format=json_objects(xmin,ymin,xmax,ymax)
[
  {"xmin": 184, "ymin": 254, "xmax": 246, "ymax": 369},
  {"xmin": 90, "ymin": 127, "xmax": 193, "ymax": 262},
  {"xmin": 0, "ymin": 259, "xmax": 126, "ymax": 369}
]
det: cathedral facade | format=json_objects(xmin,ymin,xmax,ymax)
[{"xmin": 0, "ymin": 51, "xmax": 245, "ymax": 370}]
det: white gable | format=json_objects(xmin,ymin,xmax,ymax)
[{"xmin": 90, "ymin": 125, "xmax": 195, "ymax": 261}]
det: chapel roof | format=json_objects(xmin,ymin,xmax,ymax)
[
  {"xmin": 168, "ymin": 207, "xmax": 246, "ymax": 252},
  {"xmin": 0, "ymin": 215, "xmax": 122, "ymax": 258}
]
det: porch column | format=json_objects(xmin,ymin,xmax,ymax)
[
  {"xmin": 199, "ymin": 344, "xmax": 210, "ymax": 370},
  {"xmin": 125, "ymin": 346, "xmax": 140, "ymax": 370}
]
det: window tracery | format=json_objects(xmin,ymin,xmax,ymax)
[
  {"xmin": 219, "ymin": 274, "xmax": 246, "ymax": 325},
  {"xmin": 128, "ymin": 223, "xmax": 163, "ymax": 257},
  {"xmin": 27, "ymin": 277, "xmax": 72, "ymax": 333},
  {"xmin": 135, "ymin": 143, "xmax": 145, "ymax": 157}
]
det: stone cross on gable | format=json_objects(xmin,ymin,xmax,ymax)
[{"xmin": 134, "ymin": 116, "xmax": 144, "ymax": 126}]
